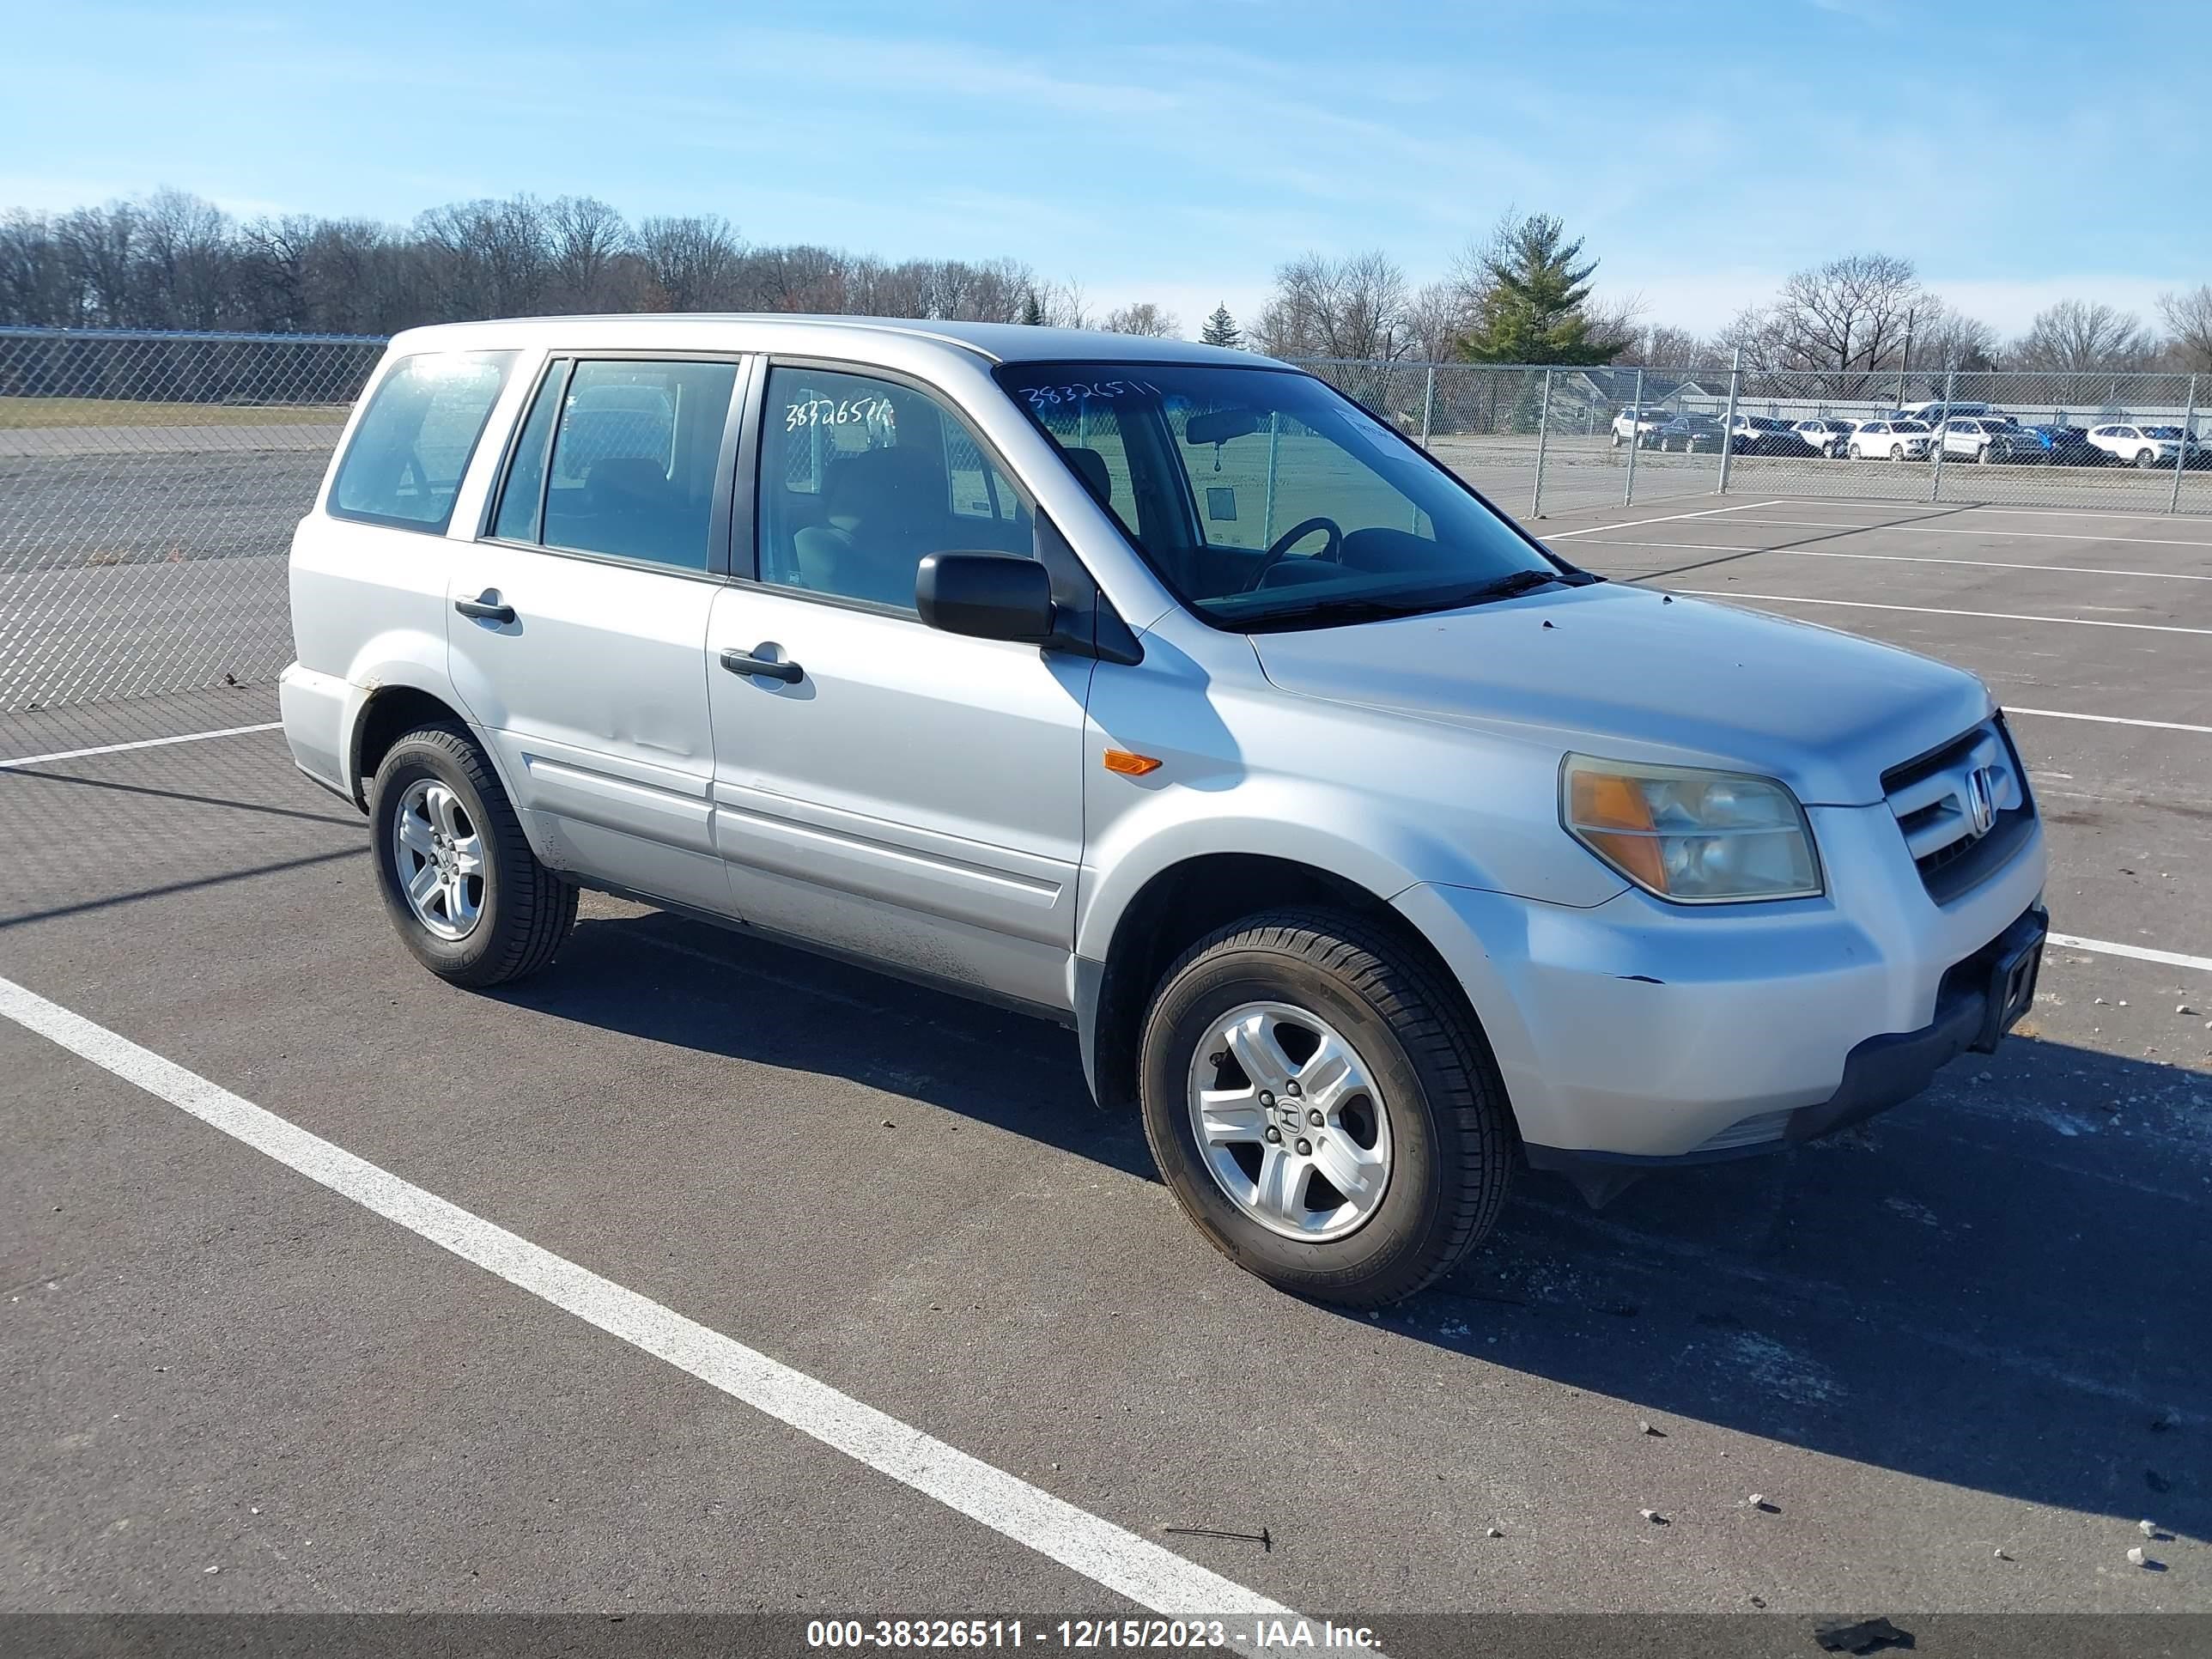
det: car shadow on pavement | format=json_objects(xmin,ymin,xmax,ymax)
[{"xmin": 533, "ymin": 906, "xmax": 2205, "ymax": 1537}]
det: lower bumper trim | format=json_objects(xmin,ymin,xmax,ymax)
[{"xmin": 1528, "ymin": 903, "xmax": 2048, "ymax": 1207}]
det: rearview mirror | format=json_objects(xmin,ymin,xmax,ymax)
[
  {"xmin": 915, "ymin": 552, "xmax": 1055, "ymax": 644},
  {"xmin": 1185, "ymin": 406, "xmax": 1263, "ymax": 447}
]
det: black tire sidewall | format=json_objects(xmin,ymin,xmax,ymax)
[
  {"xmin": 1139, "ymin": 943, "xmax": 1452, "ymax": 1298},
  {"xmin": 368, "ymin": 732, "xmax": 510, "ymax": 979}
]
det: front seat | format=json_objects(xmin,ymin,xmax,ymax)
[
  {"xmin": 792, "ymin": 445, "xmax": 949, "ymax": 608},
  {"xmin": 1061, "ymin": 445, "xmax": 1113, "ymax": 508}
]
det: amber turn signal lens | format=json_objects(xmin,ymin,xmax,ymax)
[{"xmin": 1103, "ymin": 750, "xmax": 1163, "ymax": 776}]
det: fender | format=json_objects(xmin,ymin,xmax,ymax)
[{"xmin": 338, "ymin": 645, "xmax": 521, "ymax": 814}]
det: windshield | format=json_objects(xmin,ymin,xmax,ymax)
[
  {"xmin": 993, "ymin": 362, "xmax": 1569, "ymax": 631},
  {"xmin": 2143, "ymin": 426, "xmax": 2185, "ymax": 439},
  {"xmin": 1894, "ymin": 420, "xmax": 1930, "ymax": 432}
]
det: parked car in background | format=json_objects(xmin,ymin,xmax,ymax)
[
  {"xmin": 2086, "ymin": 423, "xmax": 2207, "ymax": 469},
  {"xmin": 1728, "ymin": 415, "xmax": 1820, "ymax": 456},
  {"xmin": 1795, "ymin": 417, "xmax": 1859, "ymax": 458},
  {"xmin": 1846, "ymin": 419, "xmax": 1933, "ymax": 460},
  {"xmin": 2024, "ymin": 424, "xmax": 2103, "ymax": 466},
  {"xmin": 1900, "ymin": 400, "xmax": 1991, "ymax": 425},
  {"xmin": 1610, "ymin": 406, "xmax": 1670, "ymax": 447},
  {"xmin": 1644, "ymin": 412, "xmax": 1725, "ymax": 453},
  {"xmin": 1932, "ymin": 417, "xmax": 2044, "ymax": 465}
]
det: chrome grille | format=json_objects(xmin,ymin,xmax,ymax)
[{"xmin": 1883, "ymin": 719, "xmax": 2034, "ymax": 902}]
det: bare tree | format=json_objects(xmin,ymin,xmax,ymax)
[
  {"xmin": 54, "ymin": 202, "xmax": 141, "ymax": 326},
  {"xmin": 1252, "ymin": 250, "xmax": 1410, "ymax": 360},
  {"xmin": 1101, "ymin": 301, "xmax": 1179, "ymax": 337},
  {"xmin": 1726, "ymin": 252, "xmax": 1922, "ymax": 380},
  {"xmin": 545, "ymin": 196, "xmax": 634, "ymax": 311},
  {"xmin": 1401, "ymin": 279, "xmax": 1471, "ymax": 363},
  {"xmin": 1620, "ymin": 324, "xmax": 1711, "ymax": 368},
  {"xmin": 2007, "ymin": 300, "xmax": 2152, "ymax": 372},
  {"xmin": 2159, "ymin": 285, "xmax": 2212, "ymax": 372}
]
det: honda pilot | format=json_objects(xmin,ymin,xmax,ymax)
[{"xmin": 282, "ymin": 316, "xmax": 2048, "ymax": 1306}]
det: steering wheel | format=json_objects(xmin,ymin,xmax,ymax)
[{"xmin": 1245, "ymin": 516, "xmax": 1345, "ymax": 589}]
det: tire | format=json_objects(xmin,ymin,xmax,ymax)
[
  {"xmin": 1849, "ymin": 442, "xmax": 1863, "ymax": 460},
  {"xmin": 1890, "ymin": 444, "xmax": 1905, "ymax": 461},
  {"xmin": 2136, "ymin": 448, "xmax": 2159, "ymax": 470},
  {"xmin": 368, "ymin": 721, "xmax": 577, "ymax": 988},
  {"xmin": 1137, "ymin": 908, "xmax": 1514, "ymax": 1308},
  {"xmin": 1978, "ymin": 442, "xmax": 1995, "ymax": 463},
  {"xmin": 1610, "ymin": 431, "xmax": 1623, "ymax": 449}
]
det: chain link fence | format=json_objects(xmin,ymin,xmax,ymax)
[
  {"xmin": 0, "ymin": 326, "xmax": 383, "ymax": 715},
  {"xmin": 1295, "ymin": 357, "xmax": 2212, "ymax": 520},
  {"xmin": 4, "ymin": 327, "xmax": 2208, "ymax": 720}
]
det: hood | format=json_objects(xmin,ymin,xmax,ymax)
[{"xmin": 1249, "ymin": 582, "xmax": 1992, "ymax": 805}]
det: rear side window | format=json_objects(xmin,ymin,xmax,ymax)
[
  {"xmin": 493, "ymin": 358, "xmax": 740, "ymax": 572},
  {"xmin": 330, "ymin": 352, "xmax": 516, "ymax": 532}
]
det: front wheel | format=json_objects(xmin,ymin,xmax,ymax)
[
  {"xmin": 1138, "ymin": 910, "xmax": 1515, "ymax": 1307},
  {"xmin": 369, "ymin": 722, "xmax": 577, "ymax": 987},
  {"xmin": 2137, "ymin": 447, "xmax": 2160, "ymax": 469}
]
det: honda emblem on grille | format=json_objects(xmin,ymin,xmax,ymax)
[{"xmin": 1964, "ymin": 765, "xmax": 1998, "ymax": 838}]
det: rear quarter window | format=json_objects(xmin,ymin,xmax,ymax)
[{"xmin": 329, "ymin": 351, "xmax": 517, "ymax": 532}]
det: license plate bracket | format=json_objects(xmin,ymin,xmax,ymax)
[{"xmin": 1973, "ymin": 922, "xmax": 2045, "ymax": 1053}]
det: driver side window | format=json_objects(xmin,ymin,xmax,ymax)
[{"xmin": 757, "ymin": 366, "xmax": 1035, "ymax": 615}]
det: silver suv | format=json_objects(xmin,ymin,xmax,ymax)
[{"xmin": 283, "ymin": 316, "xmax": 2048, "ymax": 1306}]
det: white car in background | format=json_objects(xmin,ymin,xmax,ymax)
[
  {"xmin": 1610, "ymin": 406, "xmax": 1671, "ymax": 446},
  {"xmin": 1845, "ymin": 420, "xmax": 1932, "ymax": 460},
  {"xmin": 2085, "ymin": 422, "xmax": 2197, "ymax": 469},
  {"xmin": 1794, "ymin": 418, "xmax": 1859, "ymax": 458}
]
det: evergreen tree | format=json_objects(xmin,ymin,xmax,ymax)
[
  {"xmin": 1200, "ymin": 303, "xmax": 1242, "ymax": 349},
  {"xmin": 1018, "ymin": 287, "xmax": 1046, "ymax": 326},
  {"xmin": 1457, "ymin": 214, "xmax": 1628, "ymax": 366}
]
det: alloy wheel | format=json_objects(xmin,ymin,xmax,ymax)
[
  {"xmin": 392, "ymin": 777, "xmax": 485, "ymax": 939},
  {"xmin": 1186, "ymin": 1001, "xmax": 1393, "ymax": 1243}
]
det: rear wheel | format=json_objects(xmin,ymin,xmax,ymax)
[
  {"xmin": 369, "ymin": 722, "xmax": 577, "ymax": 987},
  {"xmin": 1890, "ymin": 443, "xmax": 1905, "ymax": 460},
  {"xmin": 1138, "ymin": 909, "xmax": 1515, "ymax": 1307}
]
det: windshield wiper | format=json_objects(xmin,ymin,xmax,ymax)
[
  {"xmin": 1443, "ymin": 567, "xmax": 1569, "ymax": 604},
  {"xmin": 1237, "ymin": 593, "xmax": 1443, "ymax": 631}
]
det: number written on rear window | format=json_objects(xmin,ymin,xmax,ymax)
[{"xmin": 329, "ymin": 352, "xmax": 516, "ymax": 532}]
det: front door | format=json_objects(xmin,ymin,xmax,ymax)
[
  {"xmin": 448, "ymin": 353, "xmax": 745, "ymax": 915},
  {"xmin": 706, "ymin": 362, "xmax": 1092, "ymax": 1010}
]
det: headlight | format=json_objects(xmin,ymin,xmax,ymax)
[{"xmin": 1560, "ymin": 755, "xmax": 1823, "ymax": 902}]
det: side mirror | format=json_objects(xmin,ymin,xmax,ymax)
[{"xmin": 915, "ymin": 552, "xmax": 1056, "ymax": 645}]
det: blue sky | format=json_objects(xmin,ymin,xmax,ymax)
[{"xmin": 3, "ymin": 0, "xmax": 2203, "ymax": 338}]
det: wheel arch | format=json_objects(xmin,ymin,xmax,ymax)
[
  {"xmin": 1076, "ymin": 850, "xmax": 1485, "ymax": 1117},
  {"xmin": 347, "ymin": 678, "xmax": 483, "ymax": 810}
]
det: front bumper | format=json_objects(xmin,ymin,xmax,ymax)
[{"xmin": 1393, "ymin": 800, "xmax": 2047, "ymax": 1192}]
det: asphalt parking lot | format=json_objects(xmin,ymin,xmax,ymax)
[{"xmin": 3, "ymin": 495, "xmax": 2208, "ymax": 1639}]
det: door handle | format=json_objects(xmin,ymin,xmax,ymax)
[
  {"xmin": 455, "ymin": 592, "xmax": 516, "ymax": 624},
  {"xmin": 720, "ymin": 645, "xmax": 803, "ymax": 684}
]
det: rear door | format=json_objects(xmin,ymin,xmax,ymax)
[
  {"xmin": 447, "ymin": 352, "xmax": 747, "ymax": 914},
  {"xmin": 704, "ymin": 360, "xmax": 1093, "ymax": 1010}
]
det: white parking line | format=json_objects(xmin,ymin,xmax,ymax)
[
  {"xmin": 1542, "ymin": 500, "xmax": 1784, "ymax": 540},
  {"xmin": 2009, "ymin": 707, "xmax": 2212, "ymax": 736},
  {"xmin": 1584, "ymin": 539, "xmax": 2212, "ymax": 581},
  {"xmin": 1769, "ymin": 497, "xmax": 2212, "ymax": 527},
  {"xmin": 1726, "ymin": 518, "xmax": 2212, "ymax": 550},
  {"xmin": 0, "ymin": 721, "xmax": 283, "ymax": 771},
  {"xmin": 2049, "ymin": 933, "xmax": 2212, "ymax": 975},
  {"xmin": 0, "ymin": 973, "xmax": 1301, "ymax": 1634},
  {"xmin": 1673, "ymin": 590, "xmax": 2212, "ymax": 635}
]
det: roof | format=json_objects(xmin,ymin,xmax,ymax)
[{"xmin": 386, "ymin": 312, "xmax": 1281, "ymax": 368}]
